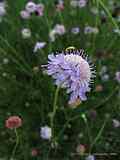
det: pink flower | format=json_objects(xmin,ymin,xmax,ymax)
[
  {"xmin": 35, "ymin": 4, "xmax": 44, "ymax": 16},
  {"xmin": 20, "ymin": 10, "xmax": 30, "ymax": 19},
  {"xmin": 5, "ymin": 116, "xmax": 22, "ymax": 129},
  {"xmin": 56, "ymin": 1, "xmax": 64, "ymax": 12},
  {"xmin": 31, "ymin": 148, "xmax": 38, "ymax": 157}
]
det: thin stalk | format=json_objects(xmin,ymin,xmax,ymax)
[
  {"xmin": 98, "ymin": 0, "xmax": 119, "ymax": 29},
  {"xmin": 10, "ymin": 128, "xmax": 19, "ymax": 160},
  {"xmin": 90, "ymin": 116, "xmax": 108, "ymax": 152},
  {"xmin": 50, "ymin": 86, "xmax": 60, "ymax": 133}
]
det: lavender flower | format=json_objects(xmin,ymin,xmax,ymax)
[
  {"xmin": 86, "ymin": 155, "xmax": 95, "ymax": 160},
  {"xmin": 33, "ymin": 42, "xmax": 46, "ymax": 53},
  {"xmin": 71, "ymin": 27, "xmax": 80, "ymax": 34},
  {"xmin": 43, "ymin": 48, "xmax": 95, "ymax": 104},
  {"xmin": 115, "ymin": 71, "xmax": 120, "ymax": 83},
  {"xmin": 78, "ymin": 0, "xmax": 87, "ymax": 8}
]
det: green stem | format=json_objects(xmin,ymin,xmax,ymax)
[
  {"xmin": 90, "ymin": 116, "xmax": 108, "ymax": 152},
  {"xmin": 50, "ymin": 86, "xmax": 60, "ymax": 138},
  {"xmin": 98, "ymin": 0, "xmax": 119, "ymax": 29},
  {"xmin": 10, "ymin": 128, "xmax": 19, "ymax": 160},
  {"xmin": 81, "ymin": 114, "xmax": 92, "ymax": 148}
]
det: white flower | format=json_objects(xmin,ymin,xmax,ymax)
[
  {"xmin": 112, "ymin": 119, "xmax": 120, "ymax": 128},
  {"xmin": 21, "ymin": 28, "xmax": 31, "ymax": 39},
  {"xmin": 25, "ymin": 2, "xmax": 36, "ymax": 13},
  {"xmin": 49, "ymin": 30, "xmax": 56, "ymax": 42},
  {"xmin": 70, "ymin": 0, "xmax": 78, "ymax": 7},
  {"xmin": 33, "ymin": 42, "xmax": 46, "ymax": 53},
  {"xmin": 0, "ymin": 2, "xmax": 6, "ymax": 16},
  {"xmin": 3, "ymin": 58, "xmax": 9, "ymax": 64},
  {"xmin": 40, "ymin": 126, "xmax": 52, "ymax": 140}
]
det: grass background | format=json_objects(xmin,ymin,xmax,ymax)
[{"xmin": 0, "ymin": 0, "xmax": 120, "ymax": 159}]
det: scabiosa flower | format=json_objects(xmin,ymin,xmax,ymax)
[
  {"xmin": 43, "ymin": 48, "xmax": 95, "ymax": 104},
  {"xmin": 35, "ymin": 3, "xmax": 44, "ymax": 16},
  {"xmin": 25, "ymin": 2, "xmax": 37, "ymax": 13},
  {"xmin": 40, "ymin": 126, "xmax": 52, "ymax": 140},
  {"xmin": 56, "ymin": 0, "xmax": 64, "ymax": 12},
  {"xmin": 20, "ymin": 10, "xmax": 30, "ymax": 19},
  {"xmin": 5, "ymin": 116, "xmax": 22, "ymax": 129},
  {"xmin": 21, "ymin": 28, "xmax": 31, "ymax": 39},
  {"xmin": 84, "ymin": 26, "xmax": 99, "ymax": 34},
  {"xmin": 76, "ymin": 144, "xmax": 86, "ymax": 155},
  {"xmin": 31, "ymin": 148, "xmax": 38, "ymax": 157},
  {"xmin": 54, "ymin": 24, "xmax": 66, "ymax": 35},
  {"xmin": 33, "ymin": 42, "xmax": 46, "ymax": 53},
  {"xmin": 115, "ymin": 71, "xmax": 120, "ymax": 83},
  {"xmin": 71, "ymin": 27, "xmax": 80, "ymax": 34},
  {"xmin": 78, "ymin": 0, "xmax": 87, "ymax": 8}
]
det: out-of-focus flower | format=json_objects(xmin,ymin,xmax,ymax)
[
  {"xmin": 101, "ymin": 74, "xmax": 109, "ymax": 82},
  {"xmin": 35, "ymin": 4, "xmax": 44, "ymax": 16},
  {"xmin": 25, "ymin": 2, "xmax": 36, "ymax": 13},
  {"xmin": 113, "ymin": 28, "xmax": 120, "ymax": 36},
  {"xmin": 78, "ymin": 0, "xmax": 87, "ymax": 8},
  {"xmin": 76, "ymin": 144, "xmax": 86, "ymax": 155},
  {"xmin": 40, "ymin": 126, "xmax": 52, "ymax": 140},
  {"xmin": 3, "ymin": 58, "xmax": 9, "ymax": 64},
  {"xmin": 70, "ymin": 0, "xmax": 87, "ymax": 8},
  {"xmin": 86, "ymin": 155, "xmax": 95, "ymax": 160},
  {"xmin": 56, "ymin": 0, "xmax": 64, "ymax": 11},
  {"xmin": 43, "ymin": 48, "xmax": 95, "ymax": 104},
  {"xmin": 70, "ymin": 0, "xmax": 78, "ymax": 7},
  {"xmin": 49, "ymin": 24, "xmax": 66, "ymax": 42},
  {"xmin": 89, "ymin": 109, "xmax": 97, "ymax": 120},
  {"xmin": 99, "ymin": 66, "xmax": 107, "ymax": 76},
  {"xmin": 95, "ymin": 84, "xmax": 103, "ymax": 92},
  {"xmin": 112, "ymin": 119, "xmax": 120, "ymax": 128},
  {"xmin": 91, "ymin": 7, "xmax": 99, "ymax": 15},
  {"xmin": 115, "ymin": 71, "xmax": 120, "ymax": 83},
  {"xmin": 33, "ymin": 42, "xmax": 46, "ymax": 53},
  {"xmin": 20, "ymin": 10, "xmax": 30, "ymax": 19},
  {"xmin": 84, "ymin": 26, "xmax": 99, "ymax": 34},
  {"xmin": 49, "ymin": 30, "xmax": 56, "ymax": 42},
  {"xmin": 54, "ymin": 24, "xmax": 66, "ymax": 35},
  {"xmin": 5, "ymin": 116, "xmax": 22, "ymax": 129},
  {"xmin": 71, "ymin": 27, "xmax": 80, "ymax": 34},
  {"xmin": 21, "ymin": 28, "xmax": 31, "ymax": 39},
  {"xmin": 0, "ymin": 2, "xmax": 6, "ymax": 17},
  {"xmin": 31, "ymin": 148, "xmax": 38, "ymax": 157}
]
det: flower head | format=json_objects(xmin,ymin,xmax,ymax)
[
  {"xmin": 20, "ymin": 10, "xmax": 30, "ymax": 19},
  {"xmin": 21, "ymin": 28, "xmax": 31, "ymax": 39},
  {"xmin": 43, "ymin": 48, "xmax": 95, "ymax": 104},
  {"xmin": 5, "ymin": 116, "xmax": 22, "ymax": 129},
  {"xmin": 40, "ymin": 126, "xmax": 52, "ymax": 140},
  {"xmin": 25, "ymin": 2, "xmax": 36, "ymax": 13},
  {"xmin": 33, "ymin": 42, "xmax": 46, "ymax": 53},
  {"xmin": 115, "ymin": 71, "xmax": 120, "ymax": 83}
]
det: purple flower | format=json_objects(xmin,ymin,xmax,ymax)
[
  {"xmin": 43, "ymin": 49, "xmax": 95, "ymax": 104},
  {"xmin": 71, "ymin": 27, "xmax": 80, "ymax": 34},
  {"xmin": 115, "ymin": 71, "xmax": 120, "ymax": 83}
]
